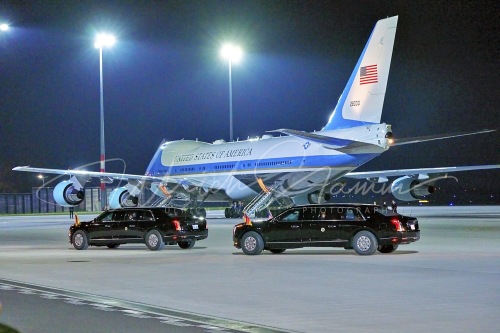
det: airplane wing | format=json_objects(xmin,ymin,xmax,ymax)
[
  {"xmin": 390, "ymin": 129, "xmax": 495, "ymax": 146},
  {"xmin": 268, "ymin": 129, "xmax": 354, "ymax": 147},
  {"xmin": 268, "ymin": 128, "xmax": 381, "ymax": 152},
  {"xmin": 12, "ymin": 166, "xmax": 167, "ymax": 183},
  {"xmin": 345, "ymin": 164, "xmax": 500, "ymax": 180},
  {"xmin": 12, "ymin": 166, "xmax": 221, "ymax": 192}
]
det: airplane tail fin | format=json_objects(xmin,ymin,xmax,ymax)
[{"xmin": 323, "ymin": 16, "xmax": 398, "ymax": 130}]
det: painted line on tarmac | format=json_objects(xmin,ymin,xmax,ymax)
[{"xmin": 0, "ymin": 278, "xmax": 296, "ymax": 333}]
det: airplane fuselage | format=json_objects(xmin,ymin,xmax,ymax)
[{"xmin": 145, "ymin": 124, "xmax": 391, "ymax": 200}]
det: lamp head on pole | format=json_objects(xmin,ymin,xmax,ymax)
[
  {"xmin": 220, "ymin": 43, "xmax": 243, "ymax": 64},
  {"xmin": 0, "ymin": 23, "xmax": 9, "ymax": 31},
  {"xmin": 94, "ymin": 33, "xmax": 116, "ymax": 49}
]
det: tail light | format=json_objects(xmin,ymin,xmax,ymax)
[
  {"xmin": 391, "ymin": 218, "xmax": 403, "ymax": 231},
  {"xmin": 172, "ymin": 219, "xmax": 181, "ymax": 231}
]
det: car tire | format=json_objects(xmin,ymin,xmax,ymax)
[
  {"xmin": 352, "ymin": 231, "xmax": 378, "ymax": 255},
  {"xmin": 145, "ymin": 230, "xmax": 164, "ymax": 251},
  {"xmin": 106, "ymin": 244, "xmax": 120, "ymax": 249},
  {"xmin": 269, "ymin": 249, "xmax": 286, "ymax": 254},
  {"xmin": 377, "ymin": 244, "xmax": 398, "ymax": 253},
  {"xmin": 72, "ymin": 230, "xmax": 89, "ymax": 250},
  {"xmin": 178, "ymin": 240, "xmax": 195, "ymax": 249},
  {"xmin": 241, "ymin": 231, "xmax": 264, "ymax": 255}
]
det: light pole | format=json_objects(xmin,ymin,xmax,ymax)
[
  {"xmin": 37, "ymin": 175, "xmax": 45, "ymax": 186},
  {"xmin": 220, "ymin": 44, "xmax": 242, "ymax": 142},
  {"xmin": 94, "ymin": 33, "xmax": 116, "ymax": 210}
]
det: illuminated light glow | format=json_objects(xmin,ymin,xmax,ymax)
[
  {"xmin": 94, "ymin": 33, "xmax": 116, "ymax": 48},
  {"xmin": 0, "ymin": 23, "xmax": 9, "ymax": 31},
  {"xmin": 220, "ymin": 43, "xmax": 243, "ymax": 64},
  {"xmin": 390, "ymin": 218, "xmax": 403, "ymax": 231},
  {"xmin": 257, "ymin": 178, "xmax": 269, "ymax": 193},
  {"xmin": 172, "ymin": 219, "xmax": 181, "ymax": 231}
]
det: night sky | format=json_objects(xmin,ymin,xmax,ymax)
[{"xmin": 1, "ymin": 1, "xmax": 499, "ymax": 204}]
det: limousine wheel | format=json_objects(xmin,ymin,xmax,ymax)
[
  {"xmin": 269, "ymin": 249, "xmax": 286, "ymax": 254},
  {"xmin": 377, "ymin": 244, "xmax": 398, "ymax": 253},
  {"xmin": 145, "ymin": 230, "xmax": 164, "ymax": 251},
  {"xmin": 352, "ymin": 231, "xmax": 378, "ymax": 255},
  {"xmin": 72, "ymin": 230, "xmax": 89, "ymax": 250},
  {"xmin": 178, "ymin": 240, "xmax": 195, "ymax": 249},
  {"xmin": 241, "ymin": 231, "xmax": 264, "ymax": 255},
  {"xmin": 106, "ymin": 244, "xmax": 120, "ymax": 249}
]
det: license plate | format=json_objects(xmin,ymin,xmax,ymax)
[{"xmin": 192, "ymin": 225, "xmax": 198, "ymax": 230}]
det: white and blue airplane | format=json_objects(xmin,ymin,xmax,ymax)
[{"xmin": 13, "ymin": 16, "xmax": 498, "ymax": 215}]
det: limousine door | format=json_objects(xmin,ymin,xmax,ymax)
[
  {"xmin": 306, "ymin": 208, "xmax": 340, "ymax": 244},
  {"xmin": 266, "ymin": 208, "xmax": 308, "ymax": 244},
  {"xmin": 88, "ymin": 211, "xmax": 123, "ymax": 240},
  {"xmin": 117, "ymin": 210, "xmax": 154, "ymax": 240}
]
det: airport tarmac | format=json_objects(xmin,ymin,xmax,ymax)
[{"xmin": 0, "ymin": 206, "xmax": 499, "ymax": 333}]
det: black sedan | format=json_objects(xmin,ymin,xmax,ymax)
[
  {"xmin": 69, "ymin": 207, "xmax": 208, "ymax": 251},
  {"xmin": 233, "ymin": 204, "xmax": 419, "ymax": 255}
]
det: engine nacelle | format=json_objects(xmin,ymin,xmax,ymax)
[
  {"xmin": 391, "ymin": 176, "xmax": 435, "ymax": 201},
  {"xmin": 53, "ymin": 180, "xmax": 85, "ymax": 207},
  {"xmin": 109, "ymin": 187, "xmax": 139, "ymax": 209}
]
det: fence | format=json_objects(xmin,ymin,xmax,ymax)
[
  {"xmin": 0, "ymin": 187, "xmax": 227, "ymax": 214},
  {"xmin": 0, "ymin": 187, "xmax": 106, "ymax": 214}
]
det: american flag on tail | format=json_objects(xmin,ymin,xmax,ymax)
[{"xmin": 360, "ymin": 64, "xmax": 378, "ymax": 85}]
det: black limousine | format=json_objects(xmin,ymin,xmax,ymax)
[
  {"xmin": 233, "ymin": 204, "xmax": 420, "ymax": 255},
  {"xmin": 69, "ymin": 207, "xmax": 208, "ymax": 251}
]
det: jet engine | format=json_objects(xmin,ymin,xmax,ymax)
[
  {"xmin": 391, "ymin": 176, "xmax": 435, "ymax": 201},
  {"xmin": 109, "ymin": 186, "xmax": 139, "ymax": 209},
  {"xmin": 53, "ymin": 180, "xmax": 85, "ymax": 207}
]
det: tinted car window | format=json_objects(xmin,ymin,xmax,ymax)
[
  {"xmin": 302, "ymin": 207, "xmax": 327, "ymax": 220},
  {"xmin": 137, "ymin": 210, "xmax": 154, "ymax": 220},
  {"xmin": 279, "ymin": 209, "xmax": 302, "ymax": 222},
  {"xmin": 341, "ymin": 208, "xmax": 364, "ymax": 221},
  {"xmin": 126, "ymin": 211, "xmax": 139, "ymax": 220},
  {"xmin": 98, "ymin": 211, "xmax": 115, "ymax": 222}
]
